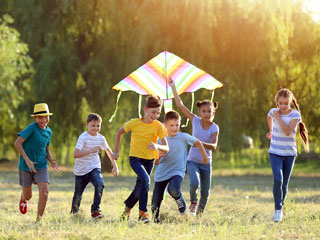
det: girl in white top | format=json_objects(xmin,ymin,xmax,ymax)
[{"xmin": 266, "ymin": 89, "xmax": 309, "ymax": 222}]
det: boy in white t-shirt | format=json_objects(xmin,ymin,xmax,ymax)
[{"xmin": 70, "ymin": 113, "xmax": 118, "ymax": 219}]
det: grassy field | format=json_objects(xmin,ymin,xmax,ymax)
[{"xmin": 0, "ymin": 162, "xmax": 319, "ymax": 240}]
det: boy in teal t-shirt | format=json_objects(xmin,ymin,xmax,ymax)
[{"xmin": 14, "ymin": 103, "xmax": 59, "ymax": 222}]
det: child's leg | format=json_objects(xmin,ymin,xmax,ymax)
[
  {"xmin": 167, "ymin": 176, "xmax": 186, "ymax": 214},
  {"xmin": 197, "ymin": 164, "xmax": 212, "ymax": 215},
  {"xmin": 281, "ymin": 156, "xmax": 295, "ymax": 206},
  {"xmin": 269, "ymin": 153, "xmax": 284, "ymax": 210},
  {"xmin": 187, "ymin": 161, "xmax": 200, "ymax": 203},
  {"xmin": 151, "ymin": 180, "xmax": 169, "ymax": 220},
  {"xmin": 21, "ymin": 186, "xmax": 32, "ymax": 201},
  {"xmin": 71, "ymin": 174, "xmax": 90, "ymax": 213},
  {"xmin": 89, "ymin": 168, "xmax": 104, "ymax": 213},
  {"xmin": 37, "ymin": 182, "xmax": 49, "ymax": 221}
]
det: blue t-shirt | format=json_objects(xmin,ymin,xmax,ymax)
[
  {"xmin": 18, "ymin": 122, "xmax": 52, "ymax": 171},
  {"xmin": 155, "ymin": 132, "xmax": 197, "ymax": 182},
  {"xmin": 187, "ymin": 115, "xmax": 219, "ymax": 164}
]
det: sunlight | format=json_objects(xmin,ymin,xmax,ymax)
[{"xmin": 303, "ymin": 0, "xmax": 320, "ymax": 23}]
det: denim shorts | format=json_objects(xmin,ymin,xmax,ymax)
[{"xmin": 19, "ymin": 168, "xmax": 49, "ymax": 186}]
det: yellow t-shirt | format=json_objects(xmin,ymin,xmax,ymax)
[{"xmin": 124, "ymin": 118, "xmax": 167, "ymax": 160}]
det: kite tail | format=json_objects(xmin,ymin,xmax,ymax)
[
  {"xmin": 108, "ymin": 91, "xmax": 122, "ymax": 122},
  {"xmin": 211, "ymin": 90, "xmax": 215, "ymax": 102},
  {"xmin": 182, "ymin": 92, "xmax": 194, "ymax": 127}
]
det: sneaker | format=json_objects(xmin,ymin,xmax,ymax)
[
  {"xmin": 189, "ymin": 202, "xmax": 197, "ymax": 216},
  {"xmin": 70, "ymin": 210, "xmax": 79, "ymax": 215},
  {"xmin": 120, "ymin": 206, "xmax": 131, "ymax": 221},
  {"xmin": 19, "ymin": 199, "xmax": 27, "ymax": 214},
  {"xmin": 273, "ymin": 210, "xmax": 283, "ymax": 222},
  {"xmin": 138, "ymin": 211, "xmax": 151, "ymax": 224},
  {"xmin": 175, "ymin": 197, "xmax": 187, "ymax": 215},
  {"xmin": 91, "ymin": 210, "xmax": 104, "ymax": 219}
]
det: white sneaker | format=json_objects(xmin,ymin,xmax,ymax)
[{"xmin": 273, "ymin": 210, "xmax": 283, "ymax": 222}]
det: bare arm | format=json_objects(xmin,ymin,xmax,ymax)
[
  {"xmin": 273, "ymin": 111, "xmax": 299, "ymax": 136},
  {"xmin": 14, "ymin": 136, "xmax": 37, "ymax": 172},
  {"xmin": 73, "ymin": 146, "xmax": 101, "ymax": 158},
  {"xmin": 266, "ymin": 115, "xmax": 273, "ymax": 139},
  {"xmin": 105, "ymin": 147, "xmax": 119, "ymax": 176},
  {"xmin": 201, "ymin": 132, "xmax": 219, "ymax": 150},
  {"xmin": 114, "ymin": 126, "xmax": 126, "ymax": 160},
  {"xmin": 193, "ymin": 140, "xmax": 208, "ymax": 164},
  {"xmin": 168, "ymin": 78, "xmax": 195, "ymax": 121},
  {"xmin": 46, "ymin": 146, "xmax": 59, "ymax": 172},
  {"xmin": 147, "ymin": 138, "xmax": 169, "ymax": 153}
]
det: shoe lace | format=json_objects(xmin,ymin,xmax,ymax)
[
  {"xmin": 175, "ymin": 198, "xmax": 184, "ymax": 209},
  {"xmin": 20, "ymin": 202, "xmax": 26, "ymax": 210},
  {"xmin": 190, "ymin": 203, "xmax": 197, "ymax": 212}
]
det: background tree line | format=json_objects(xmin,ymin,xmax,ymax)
[{"xmin": 0, "ymin": 0, "xmax": 319, "ymax": 171}]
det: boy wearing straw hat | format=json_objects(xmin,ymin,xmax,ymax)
[{"xmin": 14, "ymin": 103, "xmax": 59, "ymax": 222}]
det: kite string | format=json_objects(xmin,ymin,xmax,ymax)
[
  {"xmin": 211, "ymin": 90, "xmax": 215, "ymax": 102},
  {"xmin": 182, "ymin": 92, "xmax": 194, "ymax": 127},
  {"xmin": 108, "ymin": 91, "xmax": 122, "ymax": 122},
  {"xmin": 138, "ymin": 94, "xmax": 142, "ymax": 118}
]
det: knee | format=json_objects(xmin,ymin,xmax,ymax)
[
  {"xmin": 190, "ymin": 181, "xmax": 199, "ymax": 191},
  {"xmin": 141, "ymin": 176, "xmax": 151, "ymax": 189},
  {"xmin": 168, "ymin": 187, "xmax": 180, "ymax": 199},
  {"xmin": 40, "ymin": 189, "xmax": 49, "ymax": 199},
  {"xmin": 95, "ymin": 183, "xmax": 104, "ymax": 192}
]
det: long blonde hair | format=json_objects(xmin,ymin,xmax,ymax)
[{"xmin": 275, "ymin": 89, "xmax": 309, "ymax": 152}]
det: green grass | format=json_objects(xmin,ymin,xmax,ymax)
[{"xmin": 0, "ymin": 166, "xmax": 319, "ymax": 240}]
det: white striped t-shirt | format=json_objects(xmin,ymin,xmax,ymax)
[
  {"xmin": 268, "ymin": 108, "xmax": 301, "ymax": 156},
  {"xmin": 73, "ymin": 131, "xmax": 109, "ymax": 176}
]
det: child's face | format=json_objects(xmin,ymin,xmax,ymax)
[
  {"xmin": 143, "ymin": 106, "xmax": 161, "ymax": 123},
  {"xmin": 277, "ymin": 96, "xmax": 291, "ymax": 113},
  {"xmin": 198, "ymin": 104, "xmax": 215, "ymax": 122},
  {"xmin": 87, "ymin": 120, "xmax": 101, "ymax": 136},
  {"xmin": 34, "ymin": 116, "xmax": 50, "ymax": 129},
  {"xmin": 164, "ymin": 119, "xmax": 180, "ymax": 137}
]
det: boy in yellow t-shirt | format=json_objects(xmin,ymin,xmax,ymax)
[{"xmin": 114, "ymin": 95, "xmax": 169, "ymax": 223}]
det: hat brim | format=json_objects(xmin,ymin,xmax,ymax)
[{"xmin": 31, "ymin": 113, "xmax": 53, "ymax": 117}]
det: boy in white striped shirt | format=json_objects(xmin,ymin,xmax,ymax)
[
  {"xmin": 71, "ymin": 113, "xmax": 118, "ymax": 219},
  {"xmin": 266, "ymin": 89, "xmax": 309, "ymax": 222}
]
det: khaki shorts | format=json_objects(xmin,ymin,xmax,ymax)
[{"xmin": 19, "ymin": 168, "xmax": 49, "ymax": 187}]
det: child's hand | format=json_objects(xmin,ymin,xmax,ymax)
[
  {"xmin": 168, "ymin": 78, "xmax": 175, "ymax": 87},
  {"xmin": 266, "ymin": 132, "xmax": 273, "ymax": 140},
  {"xmin": 201, "ymin": 156, "xmax": 208, "ymax": 165},
  {"xmin": 155, "ymin": 158, "xmax": 160, "ymax": 165},
  {"xmin": 147, "ymin": 142, "xmax": 158, "ymax": 151},
  {"xmin": 159, "ymin": 150, "xmax": 166, "ymax": 158},
  {"xmin": 112, "ymin": 166, "xmax": 119, "ymax": 177},
  {"xmin": 26, "ymin": 159, "xmax": 37, "ymax": 173},
  {"xmin": 51, "ymin": 159, "xmax": 59, "ymax": 172},
  {"xmin": 113, "ymin": 151, "xmax": 119, "ymax": 160}
]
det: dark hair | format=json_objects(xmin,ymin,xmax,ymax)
[
  {"xmin": 87, "ymin": 113, "xmax": 102, "ymax": 123},
  {"xmin": 196, "ymin": 100, "xmax": 218, "ymax": 110},
  {"xmin": 275, "ymin": 88, "xmax": 309, "ymax": 152},
  {"xmin": 164, "ymin": 110, "xmax": 181, "ymax": 122},
  {"xmin": 145, "ymin": 95, "xmax": 162, "ymax": 108}
]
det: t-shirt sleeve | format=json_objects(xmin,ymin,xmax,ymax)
[
  {"xmin": 158, "ymin": 122, "xmax": 168, "ymax": 139},
  {"xmin": 184, "ymin": 133, "xmax": 197, "ymax": 146},
  {"xmin": 123, "ymin": 119, "xmax": 135, "ymax": 132},
  {"xmin": 75, "ymin": 134, "xmax": 85, "ymax": 150},
  {"xmin": 212, "ymin": 124, "xmax": 219, "ymax": 133},
  {"xmin": 267, "ymin": 108, "xmax": 277, "ymax": 117},
  {"xmin": 291, "ymin": 110, "xmax": 301, "ymax": 122},
  {"xmin": 101, "ymin": 136, "xmax": 109, "ymax": 150},
  {"xmin": 18, "ymin": 123, "xmax": 35, "ymax": 140}
]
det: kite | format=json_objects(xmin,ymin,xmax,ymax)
[{"xmin": 109, "ymin": 51, "xmax": 223, "ymax": 126}]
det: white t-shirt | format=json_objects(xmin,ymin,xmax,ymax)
[{"xmin": 73, "ymin": 132, "xmax": 109, "ymax": 176}]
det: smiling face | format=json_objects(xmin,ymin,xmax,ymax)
[
  {"xmin": 198, "ymin": 104, "xmax": 215, "ymax": 122},
  {"xmin": 277, "ymin": 96, "xmax": 292, "ymax": 114},
  {"xmin": 143, "ymin": 106, "xmax": 161, "ymax": 123},
  {"xmin": 86, "ymin": 120, "xmax": 101, "ymax": 136},
  {"xmin": 165, "ymin": 119, "xmax": 180, "ymax": 137},
  {"xmin": 34, "ymin": 115, "xmax": 50, "ymax": 129}
]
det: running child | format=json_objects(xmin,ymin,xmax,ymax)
[
  {"xmin": 114, "ymin": 95, "xmax": 169, "ymax": 223},
  {"xmin": 169, "ymin": 78, "xmax": 219, "ymax": 216},
  {"xmin": 14, "ymin": 103, "xmax": 59, "ymax": 222},
  {"xmin": 151, "ymin": 110, "xmax": 207, "ymax": 223},
  {"xmin": 70, "ymin": 113, "xmax": 118, "ymax": 219}
]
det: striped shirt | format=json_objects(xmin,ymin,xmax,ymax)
[
  {"xmin": 268, "ymin": 108, "xmax": 301, "ymax": 156},
  {"xmin": 73, "ymin": 132, "xmax": 109, "ymax": 176}
]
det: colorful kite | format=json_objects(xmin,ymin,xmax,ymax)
[{"xmin": 109, "ymin": 51, "xmax": 223, "ymax": 125}]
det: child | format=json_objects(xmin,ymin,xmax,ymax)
[
  {"xmin": 266, "ymin": 89, "xmax": 309, "ymax": 222},
  {"xmin": 14, "ymin": 103, "xmax": 59, "ymax": 222},
  {"xmin": 114, "ymin": 95, "xmax": 169, "ymax": 223},
  {"xmin": 70, "ymin": 113, "xmax": 119, "ymax": 219},
  {"xmin": 169, "ymin": 78, "xmax": 219, "ymax": 216},
  {"xmin": 151, "ymin": 110, "xmax": 207, "ymax": 223}
]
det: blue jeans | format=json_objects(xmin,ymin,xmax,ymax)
[
  {"xmin": 269, "ymin": 153, "xmax": 296, "ymax": 210},
  {"xmin": 124, "ymin": 157, "xmax": 155, "ymax": 212},
  {"xmin": 71, "ymin": 168, "xmax": 104, "ymax": 213},
  {"xmin": 187, "ymin": 161, "xmax": 212, "ymax": 214},
  {"xmin": 151, "ymin": 175, "xmax": 186, "ymax": 219}
]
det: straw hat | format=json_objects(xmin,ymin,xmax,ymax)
[{"xmin": 31, "ymin": 103, "xmax": 53, "ymax": 117}]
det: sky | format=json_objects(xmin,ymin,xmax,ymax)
[{"xmin": 304, "ymin": 0, "xmax": 320, "ymax": 22}]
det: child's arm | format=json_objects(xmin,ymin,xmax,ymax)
[
  {"xmin": 105, "ymin": 147, "xmax": 119, "ymax": 176},
  {"xmin": 272, "ymin": 111, "xmax": 299, "ymax": 136},
  {"xmin": 168, "ymin": 78, "xmax": 195, "ymax": 121},
  {"xmin": 201, "ymin": 132, "xmax": 219, "ymax": 150},
  {"xmin": 14, "ymin": 136, "xmax": 37, "ymax": 172},
  {"xmin": 193, "ymin": 139, "xmax": 208, "ymax": 164},
  {"xmin": 46, "ymin": 146, "xmax": 59, "ymax": 172},
  {"xmin": 114, "ymin": 126, "xmax": 126, "ymax": 160},
  {"xmin": 73, "ymin": 146, "xmax": 102, "ymax": 158},
  {"xmin": 147, "ymin": 138, "xmax": 169, "ymax": 153},
  {"xmin": 266, "ymin": 115, "xmax": 273, "ymax": 139}
]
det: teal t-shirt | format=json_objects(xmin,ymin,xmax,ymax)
[{"xmin": 18, "ymin": 122, "xmax": 52, "ymax": 171}]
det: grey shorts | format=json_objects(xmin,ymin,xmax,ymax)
[{"xmin": 19, "ymin": 168, "xmax": 50, "ymax": 187}]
